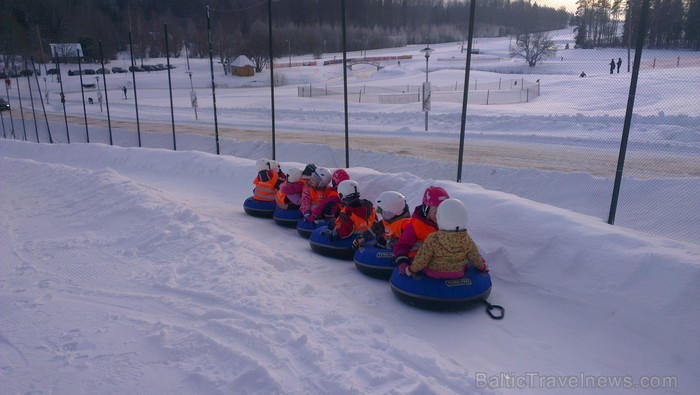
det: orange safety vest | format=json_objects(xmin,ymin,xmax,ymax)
[
  {"xmin": 276, "ymin": 188, "xmax": 289, "ymax": 208},
  {"xmin": 408, "ymin": 218, "xmax": 437, "ymax": 258},
  {"xmin": 353, "ymin": 211, "xmax": 376, "ymax": 233},
  {"xmin": 253, "ymin": 171, "xmax": 279, "ymax": 201},
  {"xmin": 308, "ymin": 187, "xmax": 330, "ymax": 206},
  {"xmin": 334, "ymin": 202, "xmax": 377, "ymax": 236},
  {"xmin": 383, "ymin": 217, "xmax": 411, "ymax": 241}
]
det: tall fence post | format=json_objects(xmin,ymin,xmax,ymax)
[
  {"xmin": 31, "ymin": 57, "xmax": 53, "ymax": 143},
  {"xmin": 25, "ymin": 60, "xmax": 40, "ymax": 143},
  {"xmin": 456, "ymin": 0, "xmax": 477, "ymax": 183},
  {"xmin": 13, "ymin": 64, "xmax": 27, "ymax": 140},
  {"xmin": 128, "ymin": 31, "xmax": 142, "ymax": 147},
  {"xmin": 267, "ymin": 0, "xmax": 276, "ymax": 159},
  {"xmin": 98, "ymin": 41, "xmax": 113, "ymax": 145},
  {"xmin": 206, "ymin": 6, "xmax": 220, "ymax": 155},
  {"xmin": 608, "ymin": 0, "xmax": 651, "ymax": 225},
  {"xmin": 164, "ymin": 24, "xmax": 177, "ymax": 151}
]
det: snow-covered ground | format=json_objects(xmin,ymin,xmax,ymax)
[{"xmin": 1, "ymin": 28, "xmax": 698, "ymax": 394}]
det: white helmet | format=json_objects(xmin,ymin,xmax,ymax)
[
  {"xmin": 269, "ymin": 160, "xmax": 281, "ymax": 173},
  {"xmin": 375, "ymin": 191, "xmax": 406, "ymax": 218},
  {"xmin": 286, "ymin": 166, "xmax": 302, "ymax": 183},
  {"xmin": 337, "ymin": 180, "xmax": 360, "ymax": 202},
  {"xmin": 311, "ymin": 167, "xmax": 332, "ymax": 188},
  {"xmin": 436, "ymin": 198, "xmax": 468, "ymax": 231},
  {"xmin": 256, "ymin": 158, "xmax": 271, "ymax": 171}
]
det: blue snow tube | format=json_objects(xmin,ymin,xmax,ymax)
[
  {"xmin": 273, "ymin": 208, "xmax": 303, "ymax": 228},
  {"xmin": 296, "ymin": 218, "xmax": 329, "ymax": 238},
  {"xmin": 353, "ymin": 245, "xmax": 396, "ymax": 280},
  {"xmin": 308, "ymin": 226, "xmax": 357, "ymax": 260},
  {"xmin": 243, "ymin": 197, "xmax": 276, "ymax": 218},
  {"xmin": 390, "ymin": 265, "xmax": 494, "ymax": 312}
]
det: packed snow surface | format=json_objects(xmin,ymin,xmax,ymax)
[{"xmin": 1, "ymin": 28, "xmax": 699, "ymax": 394}]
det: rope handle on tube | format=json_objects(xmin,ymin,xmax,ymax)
[{"xmin": 482, "ymin": 300, "xmax": 504, "ymax": 320}]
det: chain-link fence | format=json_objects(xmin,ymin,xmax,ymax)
[
  {"xmin": 1, "ymin": 13, "xmax": 698, "ymax": 247},
  {"xmin": 297, "ymin": 78, "xmax": 540, "ymax": 105}
]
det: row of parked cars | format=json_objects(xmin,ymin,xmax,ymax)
[
  {"xmin": 60, "ymin": 64, "xmax": 176, "ymax": 76},
  {"xmin": 0, "ymin": 70, "xmax": 39, "ymax": 78}
]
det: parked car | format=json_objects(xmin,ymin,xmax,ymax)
[
  {"xmin": 84, "ymin": 69, "xmax": 96, "ymax": 75},
  {"xmin": 96, "ymin": 68, "xmax": 111, "ymax": 74},
  {"xmin": 128, "ymin": 66, "xmax": 144, "ymax": 72},
  {"xmin": 19, "ymin": 69, "xmax": 34, "ymax": 77},
  {"xmin": 111, "ymin": 66, "xmax": 127, "ymax": 73},
  {"xmin": 68, "ymin": 69, "xmax": 80, "ymax": 76},
  {"xmin": 0, "ymin": 98, "xmax": 10, "ymax": 112},
  {"xmin": 47, "ymin": 68, "xmax": 59, "ymax": 75}
]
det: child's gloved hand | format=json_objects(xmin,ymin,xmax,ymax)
[
  {"xmin": 398, "ymin": 263, "xmax": 412, "ymax": 276},
  {"xmin": 352, "ymin": 237, "xmax": 364, "ymax": 250},
  {"xmin": 394, "ymin": 255, "xmax": 409, "ymax": 266}
]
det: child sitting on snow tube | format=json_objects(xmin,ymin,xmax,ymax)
[
  {"xmin": 244, "ymin": 158, "xmax": 285, "ymax": 217},
  {"xmin": 253, "ymin": 158, "xmax": 285, "ymax": 201},
  {"xmin": 310, "ymin": 180, "xmax": 377, "ymax": 259},
  {"xmin": 276, "ymin": 166, "xmax": 304, "ymax": 210},
  {"xmin": 273, "ymin": 166, "xmax": 305, "ymax": 226},
  {"xmin": 392, "ymin": 186, "xmax": 450, "ymax": 266},
  {"xmin": 353, "ymin": 191, "xmax": 411, "ymax": 278},
  {"xmin": 297, "ymin": 167, "xmax": 335, "ymax": 237},
  {"xmin": 397, "ymin": 198, "xmax": 488, "ymax": 279},
  {"xmin": 391, "ymin": 198, "xmax": 496, "ymax": 313}
]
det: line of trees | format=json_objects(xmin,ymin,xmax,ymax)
[
  {"xmin": 2, "ymin": 0, "xmax": 570, "ymax": 71},
  {"xmin": 574, "ymin": 0, "xmax": 700, "ymax": 49}
]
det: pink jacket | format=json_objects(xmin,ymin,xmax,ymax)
[{"xmin": 280, "ymin": 181, "xmax": 304, "ymax": 206}]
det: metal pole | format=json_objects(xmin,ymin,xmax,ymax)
[
  {"xmin": 206, "ymin": 5, "xmax": 220, "ymax": 155},
  {"xmin": 456, "ymin": 0, "xmax": 477, "ymax": 183},
  {"xmin": 341, "ymin": 0, "xmax": 349, "ymax": 168},
  {"xmin": 26, "ymin": 60, "xmax": 40, "ymax": 142},
  {"xmin": 99, "ymin": 41, "xmax": 113, "ymax": 145},
  {"xmin": 56, "ymin": 49, "xmax": 70, "ymax": 143},
  {"xmin": 5, "ymin": 68, "xmax": 16, "ymax": 139},
  {"xmin": 268, "ymin": 0, "xmax": 277, "ymax": 159},
  {"xmin": 0, "ymin": 108, "xmax": 5, "ymax": 139},
  {"xmin": 31, "ymin": 57, "xmax": 53, "ymax": 143},
  {"xmin": 608, "ymin": 0, "xmax": 651, "ymax": 225},
  {"xmin": 424, "ymin": 53, "xmax": 429, "ymax": 132},
  {"xmin": 165, "ymin": 23, "xmax": 177, "ymax": 150},
  {"xmin": 184, "ymin": 42, "xmax": 197, "ymax": 121},
  {"xmin": 95, "ymin": 76, "xmax": 102, "ymax": 112},
  {"xmin": 129, "ymin": 30, "xmax": 142, "ymax": 147},
  {"xmin": 77, "ymin": 49, "xmax": 90, "ymax": 143},
  {"xmin": 13, "ymin": 64, "xmax": 27, "ymax": 140}
]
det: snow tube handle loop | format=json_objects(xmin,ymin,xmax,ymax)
[{"xmin": 482, "ymin": 300, "xmax": 504, "ymax": 320}]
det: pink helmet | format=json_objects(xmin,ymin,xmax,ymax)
[
  {"xmin": 331, "ymin": 169, "xmax": 350, "ymax": 188},
  {"xmin": 422, "ymin": 186, "xmax": 449, "ymax": 207}
]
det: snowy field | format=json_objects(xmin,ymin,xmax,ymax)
[{"xmin": 1, "ymin": 28, "xmax": 699, "ymax": 394}]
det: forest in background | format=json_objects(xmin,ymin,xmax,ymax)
[
  {"xmin": 575, "ymin": 0, "xmax": 700, "ymax": 49},
  {"xmin": 2, "ymin": 0, "xmax": 569, "ymax": 68},
  {"xmin": 1, "ymin": 0, "xmax": 697, "ymax": 71}
]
